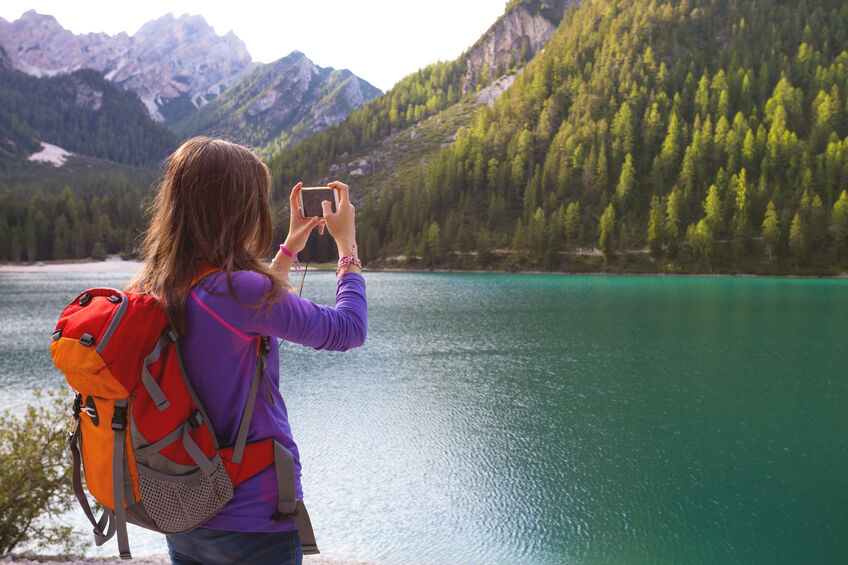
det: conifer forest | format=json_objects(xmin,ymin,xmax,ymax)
[{"xmin": 3, "ymin": 0, "xmax": 848, "ymax": 276}]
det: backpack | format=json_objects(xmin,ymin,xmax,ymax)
[{"xmin": 50, "ymin": 278, "xmax": 319, "ymax": 559}]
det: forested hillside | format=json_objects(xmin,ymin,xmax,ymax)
[
  {"xmin": 267, "ymin": 0, "xmax": 568, "ymax": 184},
  {"xmin": 268, "ymin": 0, "xmax": 570, "ymax": 261},
  {"xmin": 0, "ymin": 65, "xmax": 176, "ymax": 263},
  {"xmin": 0, "ymin": 66, "xmax": 176, "ymax": 167},
  {"xmin": 4, "ymin": 0, "xmax": 848, "ymax": 275},
  {"xmin": 0, "ymin": 158, "xmax": 158, "ymax": 262},
  {"xmin": 276, "ymin": 0, "xmax": 848, "ymax": 275}
]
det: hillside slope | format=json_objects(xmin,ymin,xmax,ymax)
[
  {"xmin": 0, "ymin": 66, "xmax": 176, "ymax": 166},
  {"xmin": 278, "ymin": 0, "xmax": 848, "ymax": 275},
  {"xmin": 267, "ymin": 0, "xmax": 572, "ymax": 261}
]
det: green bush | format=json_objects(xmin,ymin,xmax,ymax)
[{"xmin": 0, "ymin": 390, "xmax": 81, "ymax": 555}]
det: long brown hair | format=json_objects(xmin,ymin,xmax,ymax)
[{"xmin": 128, "ymin": 137, "xmax": 286, "ymax": 335}]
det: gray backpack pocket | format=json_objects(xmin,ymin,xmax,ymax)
[{"xmin": 136, "ymin": 458, "xmax": 233, "ymax": 534}]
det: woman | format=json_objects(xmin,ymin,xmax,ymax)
[{"xmin": 128, "ymin": 137, "xmax": 366, "ymax": 564}]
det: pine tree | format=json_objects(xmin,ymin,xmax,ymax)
[
  {"xmin": 615, "ymin": 154, "xmax": 635, "ymax": 205},
  {"xmin": 611, "ymin": 102, "xmax": 634, "ymax": 164},
  {"xmin": 808, "ymin": 194, "xmax": 827, "ymax": 257},
  {"xmin": 659, "ymin": 112, "xmax": 682, "ymax": 180},
  {"xmin": 703, "ymin": 184, "xmax": 722, "ymax": 231},
  {"xmin": 511, "ymin": 219, "xmax": 527, "ymax": 251},
  {"xmin": 599, "ymin": 203, "xmax": 616, "ymax": 259},
  {"xmin": 527, "ymin": 208, "xmax": 548, "ymax": 265},
  {"xmin": 742, "ymin": 129, "xmax": 757, "ymax": 170},
  {"xmin": 564, "ymin": 201, "xmax": 581, "ymax": 243},
  {"xmin": 695, "ymin": 72, "xmax": 710, "ymax": 118},
  {"xmin": 761, "ymin": 201, "xmax": 780, "ymax": 262},
  {"xmin": 647, "ymin": 195, "xmax": 665, "ymax": 259},
  {"xmin": 665, "ymin": 187, "xmax": 683, "ymax": 257},
  {"xmin": 731, "ymin": 169, "xmax": 751, "ymax": 256},
  {"xmin": 688, "ymin": 219, "xmax": 715, "ymax": 270},
  {"xmin": 789, "ymin": 213, "xmax": 805, "ymax": 266},
  {"xmin": 831, "ymin": 190, "xmax": 848, "ymax": 258},
  {"xmin": 421, "ymin": 222, "xmax": 442, "ymax": 268}
]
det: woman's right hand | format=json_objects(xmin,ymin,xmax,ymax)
[
  {"xmin": 283, "ymin": 182, "xmax": 321, "ymax": 254},
  {"xmin": 322, "ymin": 181, "xmax": 357, "ymax": 256}
]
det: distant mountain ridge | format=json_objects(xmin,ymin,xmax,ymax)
[
  {"xmin": 0, "ymin": 10, "xmax": 383, "ymax": 146},
  {"xmin": 0, "ymin": 10, "xmax": 255, "ymax": 123},
  {"xmin": 175, "ymin": 51, "xmax": 381, "ymax": 157}
]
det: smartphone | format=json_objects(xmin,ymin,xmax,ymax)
[{"xmin": 297, "ymin": 186, "xmax": 340, "ymax": 218}]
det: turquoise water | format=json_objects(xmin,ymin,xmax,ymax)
[{"xmin": 0, "ymin": 272, "xmax": 846, "ymax": 564}]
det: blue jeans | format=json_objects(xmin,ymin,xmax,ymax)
[{"xmin": 166, "ymin": 528, "xmax": 303, "ymax": 565}]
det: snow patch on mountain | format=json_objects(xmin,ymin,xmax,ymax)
[{"xmin": 28, "ymin": 142, "xmax": 73, "ymax": 166}]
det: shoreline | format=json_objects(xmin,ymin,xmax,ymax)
[
  {"xmin": 0, "ymin": 257, "xmax": 845, "ymax": 279},
  {"xmin": 0, "ymin": 554, "xmax": 377, "ymax": 565},
  {"xmin": 0, "ymin": 256, "xmax": 144, "ymax": 273}
]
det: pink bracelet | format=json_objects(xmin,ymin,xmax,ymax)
[
  {"xmin": 336, "ymin": 255, "xmax": 362, "ymax": 277},
  {"xmin": 279, "ymin": 244, "xmax": 301, "ymax": 273}
]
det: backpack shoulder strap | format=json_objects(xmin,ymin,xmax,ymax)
[{"xmin": 231, "ymin": 337, "xmax": 270, "ymax": 463}]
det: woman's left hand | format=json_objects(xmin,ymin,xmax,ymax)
[{"xmin": 283, "ymin": 183, "xmax": 322, "ymax": 254}]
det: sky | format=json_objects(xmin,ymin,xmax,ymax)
[{"xmin": 0, "ymin": 1, "xmax": 510, "ymax": 92}]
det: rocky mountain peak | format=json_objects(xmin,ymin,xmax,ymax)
[
  {"xmin": 18, "ymin": 9, "xmax": 62, "ymax": 29},
  {"xmin": 0, "ymin": 10, "xmax": 254, "ymax": 122},
  {"xmin": 175, "ymin": 50, "xmax": 381, "ymax": 157},
  {"xmin": 462, "ymin": 0, "xmax": 574, "ymax": 94}
]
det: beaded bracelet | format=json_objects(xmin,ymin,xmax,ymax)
[
  {"xmin": 278, "ymin": 244, "xmax": 301, "ymax": 274},
  {"xmin": 336, "ymin": 255, "xmax": 362, "ymax": 277}
]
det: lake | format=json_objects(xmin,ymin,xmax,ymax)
[{"xmin": 0, "ymin": 271, "xmax": 846, "ymax": 564}]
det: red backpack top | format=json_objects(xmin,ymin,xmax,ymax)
[{"xmin": 51, "ymin": 274, "xmax": 318, "ymax": 559}]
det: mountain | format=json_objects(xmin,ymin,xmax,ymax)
[
  {"xmin": 0, "ymin": 10, "xmax": 254, "ymax": 123},
  {"xmin": 461, "ymin": 0, "xmax": 571, "ymax": 94},
  {"xmin": 267, "ymin": 0, "xmax": 573, "ymax": 260},
  {"xmin": 0, "ymin": 9, "xmax": 384, "ymax": 263},
  {"xmin": 174, "ymin": 51, "xmax": 381, "ymax": 157},
  {"xmin": 270, "ymin": 0, "xmax": 848, "ymax": 276},
  {"xmin": 267, "ymin": 0, "xmax": 572, "ymax": 186},
  {"xmin": 0, "ymin": 65, "xmax": 176, "ymax": 166}
]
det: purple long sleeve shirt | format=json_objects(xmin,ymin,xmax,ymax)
[{"xmin": 179, "ymin": 270, "xmax": 367, "ymax": 532}]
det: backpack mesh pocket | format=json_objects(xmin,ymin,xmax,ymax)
[{"xmin": 137, "ymin": 457, "xmax": 233, "ymax": 533}]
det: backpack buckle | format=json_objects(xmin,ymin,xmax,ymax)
[
  {"xmin": 81, "ymin": 396, "xmax": 99, "ymax": 426},
  {"xmin": 188, "ymin": 410, "xmax": 204, "ymax": 429},
  {"xmin": 72, "ymin": 393, "xmax": 82, "ymax": 419},
  {"xmin": 111, "ymin": 405, "xmax": 127, "ymax": 431},
  {"xmin": 166, "ymin": 328, "xmax": 179, "ymax": 343},
  {"xmin": 270, "ymin": 508, "xmax": 299, "ymax": 522}
]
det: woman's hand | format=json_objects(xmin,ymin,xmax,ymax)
[
  {"xmin": 322, "ymin": 181, "xmax": 357, "ymax": 256},
  {"xmin": 282, "ymin": 182, "xmax": 321, "ymax": 254}
]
